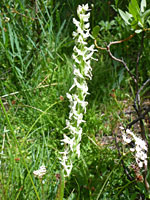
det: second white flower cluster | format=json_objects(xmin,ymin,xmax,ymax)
[{"xmin": 120, "ymin": 127, "xmax": 147, "ymax": 168}]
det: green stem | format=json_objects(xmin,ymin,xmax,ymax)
[
  {"xmin": 115, "ymin": 180, "xmax": 136, "ymax": 199},
  {"xmin": 40, "ymin": 178, "xmax": 44, "ymax": 200},
  {"xmin": 55, "ymin": 170, "xmax": 65, "ymax": 200},
  {"xmin": 96, "ymin": 154, "xmax": 126, "ymax": 200},
  {"xmin": 20, "ymin": 101, "xmax": 59, "ymax": 148}
]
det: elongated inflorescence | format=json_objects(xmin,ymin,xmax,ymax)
[{"xmin": 60, "ymin": 4, "xmax": 97, "ymax": 177}]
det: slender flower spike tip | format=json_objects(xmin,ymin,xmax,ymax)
[
  {"xmin": 120, "ymin": 127, "xmax": 148, "ymax": 168},
  {"xmin": 60, "ymin": 4, "xmax": 97, "ymax": 177}
]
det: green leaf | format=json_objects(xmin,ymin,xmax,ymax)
[
  {"xmin": 0, "ymin": 18, "xmax": 6, "ymax": 45},
  {"xmin": 115, "ymin": 0, "xmax": 119, "ymax": 6},
  {"xmin": 118, "ymin": 9, "xmax": 132, "ymax": 25},
  {"xmin": 92, "ymin": 25, "xmax": 100, "ymax": 38},
  {"xmin": 131, "ymin": 193, "xmax": 138, "ymax": 200},
  {"xmin": 140, "ymin": 0, "xmax": 146, "ymax": 13},
  {"xmin": 129, "ymin": 0, "xmax": 140, "ymax": 20},
  {"xmin": 8, "ymin": 24, "xmax": 14, "ymax": 53},
  {"xmin": 130, "ymin": 20, "xmax": 138, "ymax": 30},
  {"xmin": 142, "ymin": 8, "xmax": 150, "ymax": 21},
  {"xmin": 138, "ymin": 21, "xmax": 144, "ymax": 28},
  {"xmin": 14, "ymin": 32, "xmax": 21, "ymax": 55}
]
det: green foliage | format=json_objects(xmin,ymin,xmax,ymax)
[
  {"xmin": 0, "ymin": 0, "xmax": 150, "ymax": 199},
  {"xmin": 118, "ymin": 0, "xmax": 150, "ymax": 32}
]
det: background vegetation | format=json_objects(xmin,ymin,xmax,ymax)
[{"xmin": 0, "ymin": 0, "xmax": 150, "ymax": 199}]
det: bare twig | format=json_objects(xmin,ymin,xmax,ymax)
[
  {"xmin": 134, "ymin": 78, "xmax": 150, "ymax": 112},
  {"xmin": 11, "ymin": 8, "xmax": 36, "ymax": 21},
  {"xmin": 127, "ymin": 106, "xmax": 150, "ymax": 128},
  {"xmin": 35, "ymin": 0, "xmax": 38, "ymax": 14},
  {"xmin": 94, "ymin": 33, "xmax": 137, "ymax": 84},
  {"xmin": 106, "ymin": 44, "xmax": 137, "ymax": 84},
  {"xmin": 94, "ymin": 32, "xmax": 136, "ymax": 50},
  {"xmin": 135, "ymin": 32, "xmax": 145, "ymax": 93},
  {"xmin": 133, "ymin": 32, "xmax": 146, "ymax": 144}
]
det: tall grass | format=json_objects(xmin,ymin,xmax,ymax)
[
  {"xmin": 0, "ymin": 0, "xmax": 149, "ymax": 199},
  {"xmin": 0, "ymin": 1, "xmax": 72, "ymax": 199}
]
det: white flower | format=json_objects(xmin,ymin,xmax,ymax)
[
  {"xmin": 135, "ymin": 137, "xmax": 147, "ymax": 151},
  {"xmin": 33, "ymin": 165, "xmax": 46, "ymax": 179},
  {"xmin": 83, "ymin": 51, "xmax": 94, "ymax": 61},
  {"xmin": 60, "ymin": 150, "xmax": 73, "ymax": 177},
  {"xmin": 73, "ymin": 18, "xmax": 80, "ymax": 27},
  {"xmin": 130, "ymin": 147, "xmax": 135, "ymax": 152},
  {"xmin": 77, "ymin": 35, "xmax": 87, "ymax": 45},
  {"xmin": 66, "ymin": 93, "xmax": 78, "ymax": 119},
  {"xmin": 72, "ymin": 31, "xmax": 78, "ymax": 38},
  {"xmin": 120, "ymin": 126, "xmax": 124, "ymax": 130},
  {"xmin": 81, "ymin": 29, "xmax": 90, "ymax": 39},
  {"xmin": 75, "ymin": 98, "xmax": 88, "ymax": 113},
  {"xmin": 72, "ymin": 54, "xmax": 81, "ymax": 64},
  {"xmin": 84, "ymin": 23, "xmax": 90, "ymax": 29},
  {"xmin": 61, "ymin": 135, "xmax": 75, "ymax": 152},
  {"xmin": 79, "ymin": 13, "xmax": 90, "ymax": 22},
  {"xmin": 77, "ymin": 4, "xmax": 90, "ymax": 16},
  {"xmin": 4, "ymin": 17, "xmax": 10, "ymax": 22},
  {"xmin": 69, "ymin": 78, "xmax": 89, "ymax": 95},
  {"xmin": 73, "ymin": 68, "xmax": 84, "ymax": 79},
  {"xmin": 120, "ymin": 127, "xmax": 148, "ymax": 168},
  {"xmin": 64, "ymin": 163, "xmax": 73, "ymax": 177},
  {"xmin": 59, "ymin": 149, "xmax": 68, "ymax": 159},
  {"xmin": 136, "ymin": 158, "xmax": 143, "ymax": 168},
  {"xmin": 122, "ymin": 133, "xmax": 132, "ymax": 143},
  {"xmin": 74, "ymin": 26, "xmax": 90, "ymax": 39},
  {"xmin": 66, "ymin": 93, "xmax": 72, "ymax": 101},
  {"xmin": 65, "ymin": 120, "xmax": 82, "ymax": 138},
  {"xmin": 73, "ymin": 112, "xmax": 85, "ymax": 127},
  {"xmin": 84, "ymin": 60, "xmax": 92, "ymax": 79},
  {"xmin": 126, "ymin": 128, "xmax": 134, "ymax": 137},
  {"xmin": 73, "ymin": 46, "xmax": 85, "ymax": 56},
  {"xmin": 144, "ymin": 159, "xmax": 147, "ymax": 166},
  {"xmin": 85, "ymin": 44, "xmax": 97, "ymax": 53},
  {"xmin": 77, "ymin": 4, "xmax": 91, "ymax": 22}
]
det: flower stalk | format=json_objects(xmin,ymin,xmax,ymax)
[{"xmin": 60, "ymin": 4, "xmax": 96, "ymax": 177}]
